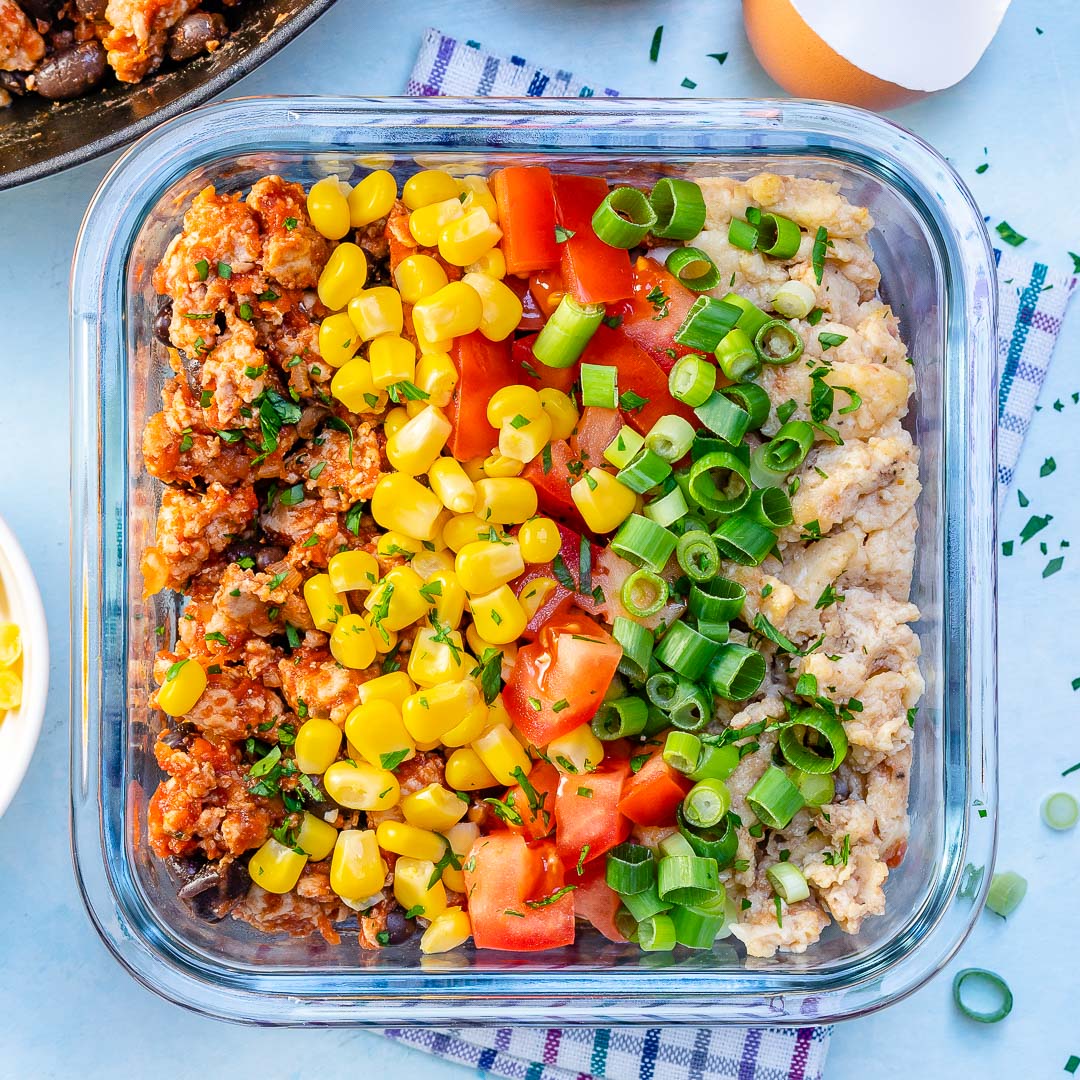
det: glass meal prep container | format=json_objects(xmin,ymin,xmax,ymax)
[{"xmin": 70, "ymin": 97, "xmax": 997, "ymax": 1026}]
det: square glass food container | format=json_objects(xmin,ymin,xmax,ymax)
[{"xmin": 70, "ymin": 97, "xmax": 997, "ymax": 1027}]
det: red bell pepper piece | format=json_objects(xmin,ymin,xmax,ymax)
[
  {"xmin": 528, "ymin": 267, "xmax": 566, "ymax": 319},
  {"xmin": 446, "ymin": 332, "xmax": 518, "ymax": 461},
  {"xmin": 511, "ymin": 335, "xmax": 578, "ymax": 395},
  {"xmin": 616, "ymin": 751, "xmax": 694, "ymax": 827},
  {"xmin": 490, "ymin": 166, "xmax": 560, "ymax": 275},
  {"xmin": 503, "ymin": 275, "xmax": 546, "ymax": 332},
  {"xmin": 569, "ymin": 857, "xmax": 627, "ymax": 943},
  {"xmin": 555, "ymin": 758, "xmax": 632, "ymax": 867},
  {"xmin": 552, "ymin": 175, "xmax": 633, "ymax": 305}
]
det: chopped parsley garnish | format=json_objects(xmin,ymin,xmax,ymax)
[
  {"xmin": 811, "ymin": 226, "xmax": 830, "ymax": 284},
  {"xmin": 1043, "ymin": 557, "xmax": 1065, "ymax": 578},
  {"xmin": 995, "ymin": 221, "xmax": 1027, "ymax": 247},
  {"xmin": 630, "ymin": 753, "xmax": 650, "ymax": 773},
  {"xmin": 806, "ymin": 307, "xmax": 824, "ymax": 326},
  {"xmin": 681, "ymin": 77, "xmax": 697, "ymax": 90},
  {"xmin": 818, "ymin": 332, "xmax": 847, "ymax": 351},
  {"xmin": 344, "ymin": 500, "xmax": 364, "ymax": 536},
  {"xmin": 204, "ymin": 631, "xmax": 229, "ymax": 645},
  {"xmin": 284, "ymin": 217, "xmax": 297, "ymax": 231},
  {"xmin": 576, "ymin": 844, "xmax": 590, "ymax": 876},
  {"xmin": 483, "ymin": 794, "xmax": 524, "ymax": 827},
  {"xmin": 552, "ymin": 553, "xmax": 576, "ymax": 591},
  {"xmin": 649, "ymin": 24, "xmax": 663, "ymax": 62},
  {"xmin": 238, "ymin": 302, "xmax": 253, "ymax": 321},
  {"xmin": 386, "ymin": 380, "xmax": 430, "ymax": 404},
  {"xmin": 379, "ymin": 749, "xmax": 409, "ymax": 771},
  {"xmin": 526, "ymin": 885, "xmax": 576, "ymax": 909},
  {"xmin": 1041, "ymin": 456, "xmax": 1057, "ymax": 477},
  {"xmin": 707, "ymin": 51, "xmax": 728, "ymax": 64},
  {"xmin": 471, "ymin": 647, "xmax": 504, "ymax": 704},
  {"xmin": 554, "ymin": 225, "xmax": 576, "ymax": 243},
  {"xmin": 814, "ymin": 583, "xmax": 844, "ymax": 610},
  {"xmin": 1020, "ymin": 513, "xmax": 1053, "ymax": 544},
  {"xmin": 619, "ymin": 390, "xmax": 649, "ymax": 412},
  {"xmin": 645, "ymin": 284, "xmax": 671, "ymax": 319},
  {"xmin": 822, "ymin": 834, "xmax": 851, "ymax": 867}
]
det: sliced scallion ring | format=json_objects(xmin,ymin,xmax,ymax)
[
  {"xmin": 746, "ymin": 486, "xmax": 794, "ymax": 529},
  {"xmin": 712, "ymin": 513, "xmax": 776, "ymax": 565},
  {"xmin": 985, "ymin": 871, "xmax": 1027, "ymax": 918},
  {"xmin": 532, "ymin": 294, "xmax": 604, "ymax": 368},
  {"xmin": 694, "ymin": 391, "xmax": 751, "ymax": 445},
  {"xmin": 674, "ymin": 295, "xmax": 742, "ymax": 352},
  {"xmin": 755, "ymin": 212, "xmax": 802, "ymax": 259},
  {"xmin": 638, "ymin": 912, "xmax": 677, "ymax": 952},
  {"xmin": 592, "ymin": 696, "xmax": 649, "ymax": 740},
  {"xmin": 691, "ymin": 577, "xmax": 746, "ymax": 621},
  {"xmin": 721, "ymin": 292, "xmax": 772, "ymax": 340},
  {"xmin": 727, "ymin": 217, "xmax": 759, "ymax": 252},
  {"xmin": 771, "ymin": 279, "xmax": 817, "ymax": 319},
  {"xmin": 610, "ymin": 513, "xmax": 678, "ymax": 572},
  {"xmin": 1041, "ymin": 790, "xmax": 1079, "ymax": 831},
  {"xmin": 617, "ymin": 448, "xmax": 672, "ymax": 494},
  {"xmin": 604, "ymin": 425, "xmax": 645, "ymax": 469},
  {"xmin": 668, "ymin": 353, "xmax": 717, "ymax": 407},
  {"xmin": 656, "ymin": 854, "xmax": 720, "ymax": 907},
  {"xmin": 682, "ymin": 778, "xmax": 731, "ymax": 829},
  {"xmin": 750, "ymin": 442, "xmax": 792, "ymax": 489},
  {"xmin": 778, "ymin": 708, "xmax": 849, "ymax": 774},
  {"xmin": 676, "ymin": 530, "xmax": 720, "ymax": 582},
  {"xmin": 720, "ymin": 382, "xmax": 771, "ymax": 430},
  {"xmin": 646, "ymin": 670, "xmax": 681, "ymax": 710},
  {"xmin": 644, "ymin": 485, "xmax": 689, "ymax": 528},
  {"xmin": 670, "ymin": 904, "xmax": 725, "ymax": 949},
  {"xmin": 645, "ymin": 414, "xmax": 697, "ymax": 463},
  {"xmin": 766, "ymin": 861, "xmax": 810, "ymax": 903},
  {"xmin": 650, "ymin": 177, "xmax": 707, "ymax": 240},
  {"xmin": 746, "ymin": 765, "xmax": 805, "ymax": 829},
  {"xmin": 667, "ymin": 679, "xmax": 713, "ymax": 732},
  {"xmin": 688, "ymin": 451, "xmax": 752, "ymax": 515},
  {"xmin": 665, "ymin": 246, "xmax": 721, "ymax": 291},
  {"xmin": 605, "ymin": 842, "xmax": 656, "ymax": 895},
  {"xmin": 621, "ymin": 568, "xmax": 669, "ymax": 619},
  {"xmin": 580, "ymin": 363, "xmax": 618, "ymax": 408},
  {"xmin": 689, "ymin": 743, "xmax": 740, "ymax": 783},
  {"xmin": 611, "ymin": 614, "xmax": 655, "ymax": 680},
  {"xmin": 591, "ymin": 186, "xmax": 658, "ymax": 249},
  {"xmin": 754, "ymin": 318, "xmax": 805, "ymax": 365},
  {"xmin": 654, "ymin": 621, "xmax": 720, "ymax": 682},
  {"xmin": 619, "ymin": 883, "xmax": 671, "ymax": 921},
  {"xmin": 952, "ymin": 968, "xmax": 1013, "ymax": 1024},
  {"xmin": 705, "ymin": 642, "xmax": 766, "ymax": 700},
  {"xmin": 762, "ymin": 420, "xmax": 815, "ymax": 473},
  {"xmin": 663, "ymin": 731, "xmax": 702, "ymax": 774},
  {"xmin": 715, "ymin": 327, "xmax": 761, "ymax": 382},
  {"xmin": 675, "ymin": 804, "xmax": 738, "ymax": 866}
]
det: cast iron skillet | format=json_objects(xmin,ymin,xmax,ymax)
[{"xmin": 0, "ymin": 0, "xmax": 337, "ymax": 192}]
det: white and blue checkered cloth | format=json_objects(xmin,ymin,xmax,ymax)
[{"xmin": 399, "ymin": 27, "xmax": 1079, "ymax": 1080}]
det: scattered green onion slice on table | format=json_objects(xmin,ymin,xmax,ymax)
[
  {"xmin": 727, "ymin": 217, "xmax": 759, "ymax": 252},
  {"xmin": 712, "ymin": 513, "xmax": 776, "ymax": 565},
  {"xmin": 952, "ymin": 968, "xmax": 1013, "ymax": 1024},
  {"xmin": 620, "ymin": 568, "xmax": 669, "ymax": 618},
  {"xmin": 691, "ymin": 744, "xmax": 740, "ymax": 783},
  {"xmin": 580, "ymin": 363, "xmax": 618, "ymax": 407},
  {"xmin": 649, "ymin": 178, "xmax": 707, "ymax": 240},
  {"xmin": 706, "ymin": 642, "xmax": 767, "ymax": 700},
  {"xmin": 766, "ymin": 861, "xmax": 810, "ymax": 903},
  {"xmin": 715, "ymin": 327, "xmax": 761, "ymax": 382},
  {"xmin": 746, "ymin": 765, "xmax": 805, "ymax": 829},
  {"xmin": 694, "ymin": 391, "xmax": 751, "ymax": 444},
  {"xmin": 985, "ymin": 871, "xmax": 1027, "ymax": 918},
  {"xmin": 778, "ymin": 708, "xmax": 849, "ymax": 773},
  {"xmin": 638, "ymin": 912, "xmax": 677, "ymax": 952},
  {"xmin": 654, "ymin": 620, "xmax": 720, "ymax": 682},
  {"xmin": 674, "ymin": 296, "xmax": 741, "ymax": 352},
  {"xmin": 532, "ymin": 295, "xmax": 604, "ymax": 368},
  {"xmin": 591, "ymin": 696, "xmax": 649, "ymax": 740},
  {"xmin": 762, "ymin": 420, "xmax": 815, "ymax": 473},
  {"xmin": 591, "ymin": 186, "xmax": 658, "ymax": 248},
  {"xmin": 754, "ymin": 318, "xmax": 805, "ymax": 365},
  {"xmin": 668, "ymin": 353, "xmax": 717, "ymax": 407},
  {"xmin": 617, "ymin": 448, "xmax": 672, "ymax": 494},
  {"xmin": 1041, "ymin": 791, "xmax": 1079, "ymax": 830},
  {"xmin": 611, "ymin": 513, "xmax": 677, "ymax": 572},
  {"xmin": 671, "ymin": 905, "xmax": 724, "ymax": 949},
  {"xmin": 657, "ymin": 854, "xmax": 720, "ymax": 906},
  {"xmin": 682, "ymin": 778, "xmax": 732, "ymax": 829},
  {"xmin": 605, "ymin": 842, "xmax": 656, "ymax": 895},
  {"xmin": 676, "ymin": 530, "xmax": 721, "ymax": 582},
  {"xmin": 645, "ymin": 414, "xmax": 696, "ymax": 462},
  {"xmin": 604, "ymin": 425, "xmax": 645, "ymax": 469},
  {"xmin": 665, "ymin": 247, "xmax": 721, "ymax": 291},
  {"xmin": 663, "ymin": 731, "xmax": 702, "ymax": 774},
  {"xmin": 644, "ymin": 485, "xmax": 689, "ymax": 527},
  {"xmin": 720, "ymin": 382, "xmax": 771, "ymax": 430},
  {"xmin": 746, "ymin": 486, "xmax": 795, "ymax": 529},
  {"xmin": 755, "ymin": 212, "xmax": 802, "ymax": 259},
  {"xmin": 721, "ymin": 292, "xmax": 772, "ymax": 340},
  {"xmin": 688, "ymin": 451, "xmax": 752, "ymax": 515},
  {"xmin": 611, "ymin": 615, "xmax": 655, "ymax": 680},
  {"xmin": 771, "ymin": 279, "xmax": 817, "ymax": 319}
]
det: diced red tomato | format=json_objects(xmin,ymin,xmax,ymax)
[
  {"xmin": 529, "ymin": 267, "xmax": 566, "ymax": 319},
  {"xmin": 447, "ymin": 332, "xmax": 518, "ymax": 460},
  {"xmin": 464, "ymin": 833, "xmax": 576, "ymax": 951},
  {"xmin": 555, "ymin": 758, "xmax": 632, "ymax": 867},
  {"xmin": 503, "ymin": 611, "xmax": 621, "ymax": 745},
  {"xmin": 511, "ymin": 335, "xmax": 578, "ymax": 395},
  {"xmin": 505, "ymin": 761, "xmax": 560, "ymax": 840},
  {"xmin": 521, "ymin": 438, "xmax": 587, "ymax": 531},
  {"xmin": 569, "ymin": 857, "xmax": 626, "ymax": 943},
  {"xmin": 606, "ymin": 257, "xmax": 700, "ymax": 373},
  {"xmin": 570, "ymin": 405, "xmax": 623, "ymax": 467},
  {"xmin": 616, "ymin": 752, "xmax": 693, "ymax": 827},
  {"xmin": 579, "ymin": 325, "xmax": 699, "ymax": 437},
  {"xmin": 490, "ymin": 166, "xmax": 560, "ymax": 275},
  {"xmin": 552, "ymin": 175, "xmax": 633, "ymax": 305}
]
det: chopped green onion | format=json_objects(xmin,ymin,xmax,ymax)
[
  {"xmin": 811, "ymin": 226, "xmax": 829, "ymax": 284},
  {"xmin": 667, "ymin": 679, "xmax": 713, "ymax": 732},
  {"xmin": 620, "ymin": 883, "xmax": 671, "ymax": 920},
  {"xmin": 778, "ymin": 708, "xmax": 848, "ymax": 773},
  {"xmin": 644, "ymin": 704, "xmax": 672, "ymax": 736},
  {"xmin": 721, "ymin": 293, "xmax": 772, "ymax": 340},
  {"xmin": 746, "ymin": 765, "xmax": 805, "ymax": 829},
  {"xmin": 986, "ymin": 871, "xmax": 1027, "ymax": 918},
  {"xmin": 766, "ymin": 861, "xmax": 810, "ymax": 903},
  {"xmin": 580, "ymin": 363, "xmax": 618, "ymax": 407},
  {"xmin": 604, "ymin": 425, "xmax": 646, "ymax": 469},
  {"xmin": 746, "ymin": 486, "xmax": 794, "ymax": 528},
  {"xmin": 617, "ymin": 448, "xmax": 672, "ymax": 494},
  {"xmin": 690, "ymin": 743, "xmax": 739, "ymax": 782},
  {"xmin": 675, "ymin": 805, "xmax": 738, "ymax": 866},
  {"xmin": 715, "ymin": 327, "xmax": 761, "ymax": 382},
  {"xmin": 657, "ymin": 854, "xmax": 720, "ymax": 907},
  {"xmin": 665, "ymin": 248, "xmax": 722, "ymax": 293},
  {"xmin": 614, "ymin": 907, "xmax": 639, "ymax": 943},
  {"xmin": 695, "ymin": 619, "xmax": 730, "ymax": 643},
  {"xmin": 792, "ymin": 769, "xmax": 834, "ymax": 806},
  {"xmin": 659, "ymin": 829, "xmax": 696, "ymax": 860},
  {"xmin": 688, "ymin": 450, "xmax": 752, "ymax": 515},
  {"xmin": 668, "ymin": 353, "xmax": 717, "ymax": 407},
  {"xmin": 720, "ymin": 382, "xmax": 771, "ymax": 430},
  {"xmin": 712, "ymin": 513, "xmax": 776, "ymax": 565},
  {"xmin": 671, "ymin": 904, "xmax": 724, "ymax": 949},
  {"xmin": 770, "ymin": 280, "xmax": 816, "ymax": 319},
  {"xmin": 645, "ymin": 485, "xmax": 689, "ymax": 527},
  {"xmin": 611, "ymin": 513, "xmax": 677, "ymax": 572},
  {"xmin": 674, "ymin": 296, "xmax": 741, "ymax": 352},
  {"xmin": 952, "ymin": 968, "xmax": 1013, "ymax": 1024},
  {"xmin": 749, "ymin": 443, "xmax": 791, "ymax": 489},
  {"xmin": 646, "ymin": 670, "xmax": 681, "ymax": 710},
  {"xmin": 727, "ymin": 217, "xmax": 759, "ymax": 252},
  {"xmin": 645, "ymin": 414, "xmax": 696, "ymax": 463},
  {"xmin": 754, "ymin": 319, "xmax": 804, "ymax": 364},
  {"xmin": 663, "ymin": 731, "xmax": 702, "ymax": 774},
  {"xmin": 762, "ymin": 420, "xmax": 815, "ymax": 473},
  {"xmin": 605, "ymin": 842, "xmax": 656, "ymax": 895},
  {"xmin": 694, "ymin": 391, "xmax": 751, "ymax": 444},
  {"xmin": 533, "ymin": 295, "xmax": 605, "ymax": 368},
  {"xmin": 690, "ymin": 576, "xmax": 745, "ymax": 621},
  {"xmin": 611, "ymin": 614, "xmax": 655, "ymax": 680},
  {"xmin": 638, "ymin": 913, "xmax": 677, "ymax": 952},
  {"xmin": 755, "ymin": 212, "xmax": 802, "ymax": 259},
  {"xmin": 591, "ymin": 186, "xmax": 658, "ymax": 248},
  {"xmin": 620, "ymin": 569, "xmax": 669, "ymax": 619},
  {"xmin": 706, "ymin": 643, "xmax": 765, "ymax": 700},
  {"xmin": 1041, "ymin": 791, "xmax": 1079, "ymax": 830},
  {"xmin": 683, "ymin": 778, "xmax": 731, "ymax": 828},
  {"xmin": 650, "ymin": 178, "xmax": 707, "ymax": 240},
  {"xmin": 676, "ymin": 530, "xmax": 720, "ymax": 582},
  {"xmin": 654, "ymin": 620, "xmax": 720, "ymax": 681},
  {"xmin": 592, "ymin": 696, "xmax": 650, "ymax": 740}
]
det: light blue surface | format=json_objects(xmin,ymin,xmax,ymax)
[{"xmin": 1, "ymin": 0, "xmax": 1078, "ymax": 1076}]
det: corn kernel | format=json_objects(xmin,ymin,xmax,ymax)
[
  {"xmin": 440, "ymin": 695, "xmax": 492, "ymax": 747},
  {"xmin": 440, "ymin": 821, "xmax": 480, "ymax": 892},
  {"xmin": 402, "ymin": 783, "xmax": 470, "ymax": 832},
  {"xmin": 517, "ymin": 518, "xmax": 562, "ymax": 564},
  {"xmin": 375, "ymin": 820, "xmax": 448, "ymax": 863},
  {"xmin": 459, "ymin": 175, "xmax": 498, "ymax": 219},
  {"xmin": 415, "ymin": 327, "xmax": 453, "ymax": 356},
  {"xmin": 454, "ymin": 538, "xmax": 525, "ymax": 594},
  {"xmin": 517, "ymin": 576, "xmax": 557, "ymax": 621},
  {"xmin": 472, "ymin": 723, "xmax": 533, "ymax": 786},
  {"xmin": 410, "ymin": 198, "xmax": 465, "ymax": 247},
  {"xmin": 439, "ymin": 207, "xmax": 503, "ymax": 267},
  {"xmin": 348, "ymin": 287, "xmax": 404, "ymax": 341},
  {"xmin": 374, "ymin": 532, "xmax": 421, "ymax": 561},
  {"xmin": 538, "ymin": 388, "xmax": 579, "ymax": 441},
  {"xmin": 328, "ymin": 550, "xmax": 380, "ymax": 593},
  {"xmin": 330, "ymin": 614, "xmax": 377, "ymax": 670},
  {"xmin": 323, "ymin": 760, "xmax": 399, "ymax": 810},
  {"xmin": 319, "ymin": 311, "xmax": 361, "ymax": 369},
  {"xmin": 464, "ymin": 624, "xmax": 514, "ymax": 668},
  {"xmin": 572, "ymin": 468, "xmax": 637, "ymax": 534},
  {"xmin": 427, "ymin": 457, "xmax": 476, "ymax": 515},
  {"xmin": 465, "ymin": 247, "xmax": 506, "ymax": 279},
  {"xmin": 393, "ymin": 253, "xmax": 449, "ymax": 305},
  {"xmin": 364, "ymin": 565, "xmax": 429, "ymax": 631},
  {"xmin": 403, "ymin": 169, "xmax": 461, "ymax": 210},
  {"xmin": 356, "ymin": 671, "xmax": 416, "ymax": 710},
  {"xmin": 402, "ymin": 680, "xmax": 480, "ymax": 743},
  {"xmin": 405, "ymin": 628, "xmax": 469, "ymax": 691},
  {"xmin": 303, "ymin": 573, "xmax": 349, "ymax": 633},
  {"xmin": 420, "ymin": 908, "xmax": 472, "ymax": 954},
  {"xmin": 330, "ymin": 356, "xmax": 386, "ymax": 413},
  {"xmin": 386, "ymin": 405, "xmax": 452, "ymax": 475},
  {"xmin": 371, "ymin": 473, "xmax": 444, "ymax": 541},
  {"xmin": 499, "ymin": 409, "xmax": 552, "ymax": 463},
  {"xmin": 383, "ymin": 405, "xmax": 411, "ymax": 439},
  {"xmin": 443, "ymin": 512, "xmax": 491, "ymax": 552},
  {"xmin": 462, "ymin": 272, "xmax": 523, "ymax": 342},
  {"xmin": 368, "ymin": 334, "xmax": 417, "ymax": 389},
  {"xmin": 548, "ymin": 724, "xmax": 604, "ymax": 775},
  {"xmin": 413, "ymin": 351, "xmax": 458, "ymax": 408},
  {"xmin": 423, "ymin": 569, "xmax": 466, "ymax": 629},
  {"xmin": 487, "ymin": 384, "xmax": 543, "ymax": 428},
  {"xmin": 462, "ymin": 456, "xmax": 487, "ymax": 482},
  {"xmin": 293, "ymin": 717, "xmax": 343, "ymax": 774},
  {"xmin": 296, "ymin": 811, "xmax": 339, "ymax": 861},
  {"xmin": 468, "ymin": 584, "xmax": 527, "ymax": 645},
  {"xmin": 444, "ymin": 748, "xmax": 499, "ymax": 790},
  {"xmin": 317, "ymin": 242, "xmax": 368, "ymax": 310},
  {"xmin": 248, "ymin": 838, "xmax": 308, "ymax": 894},
  {"xmin": 411, "ymin": 548, "xmax": 455, "ymax": 579},
  {"xmin": 345, "ymin": 698, "xmax": 416, "ymax": 768},
  {"xmin": 156, "ymin": 658, "xmax": 206, "ymax": 717},
  {"xmin": 307, "ymin": 176, "xmax": 351, "ymax": 240},
  {"xmin": 349, "ymin": 169, "xmax": 397, "ymax": 227},
  {"xmin": 487, "ymin": 693, "xmax": 514, "ymax": 731},
  {"xmin": 0, "ymin": 623, "xmax": 21, "ymax": 668},
  {"xmin": 330, "ymin": 829, "xmax": 387, "ymax": 900},
  {"xmin": 412, "ymin": 282, "xmax": 484, "ymax": 342},
  {"xmin": 364, "ymin": 615, "xmax": 399, "ymax": 654},
  {"xmin": 482, "ymin": 453, "xmax": 524, "ymax": 478},
  {"xmin": 474, "ymin": 478, "xmax": 538, "ymax": 525},
  {"xmin": 394, "ymin": 856, "xmax": 448, "ymax": 919}
]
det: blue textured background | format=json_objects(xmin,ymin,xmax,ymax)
[{"xmin": 1, "ymin": 1, "xmax": 1078, "ymax": 1075}]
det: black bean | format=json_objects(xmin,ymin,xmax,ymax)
[
  {"xmin": 153, "ymin": 299, "xmax": 174, "ymax": 344},
  {"xmin": 20, "ymin": 0, "xmax": 57, "ymax": 25},
  {"xmin": 255, "ymin": 545, "xmax": 287, "ymax": 571},
  {"xmin": 383, "ymin": 909, "xmax": 415, "ymax": 945},
  {"xmin": 32, "ymin": 41, "xmax": 106, "ymax": 101},
  {"xmin": 48, "ymin": 28, "xmax": 74, "ymax": 51},
  {"xmin": 74, "ymin": 0, "xmax": 107, "ymax": 16},
  {"xmin": 167, "ymin": 11, "xmax": 228, "ymax": 63},
  {"xmin": 0, "ymin": 71, "xmax": 27, "ymax": 96}
]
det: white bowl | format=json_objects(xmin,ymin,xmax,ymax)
[{"xmin": 0, "ymin": 514, "xmax": 48, "ymax": 819}]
